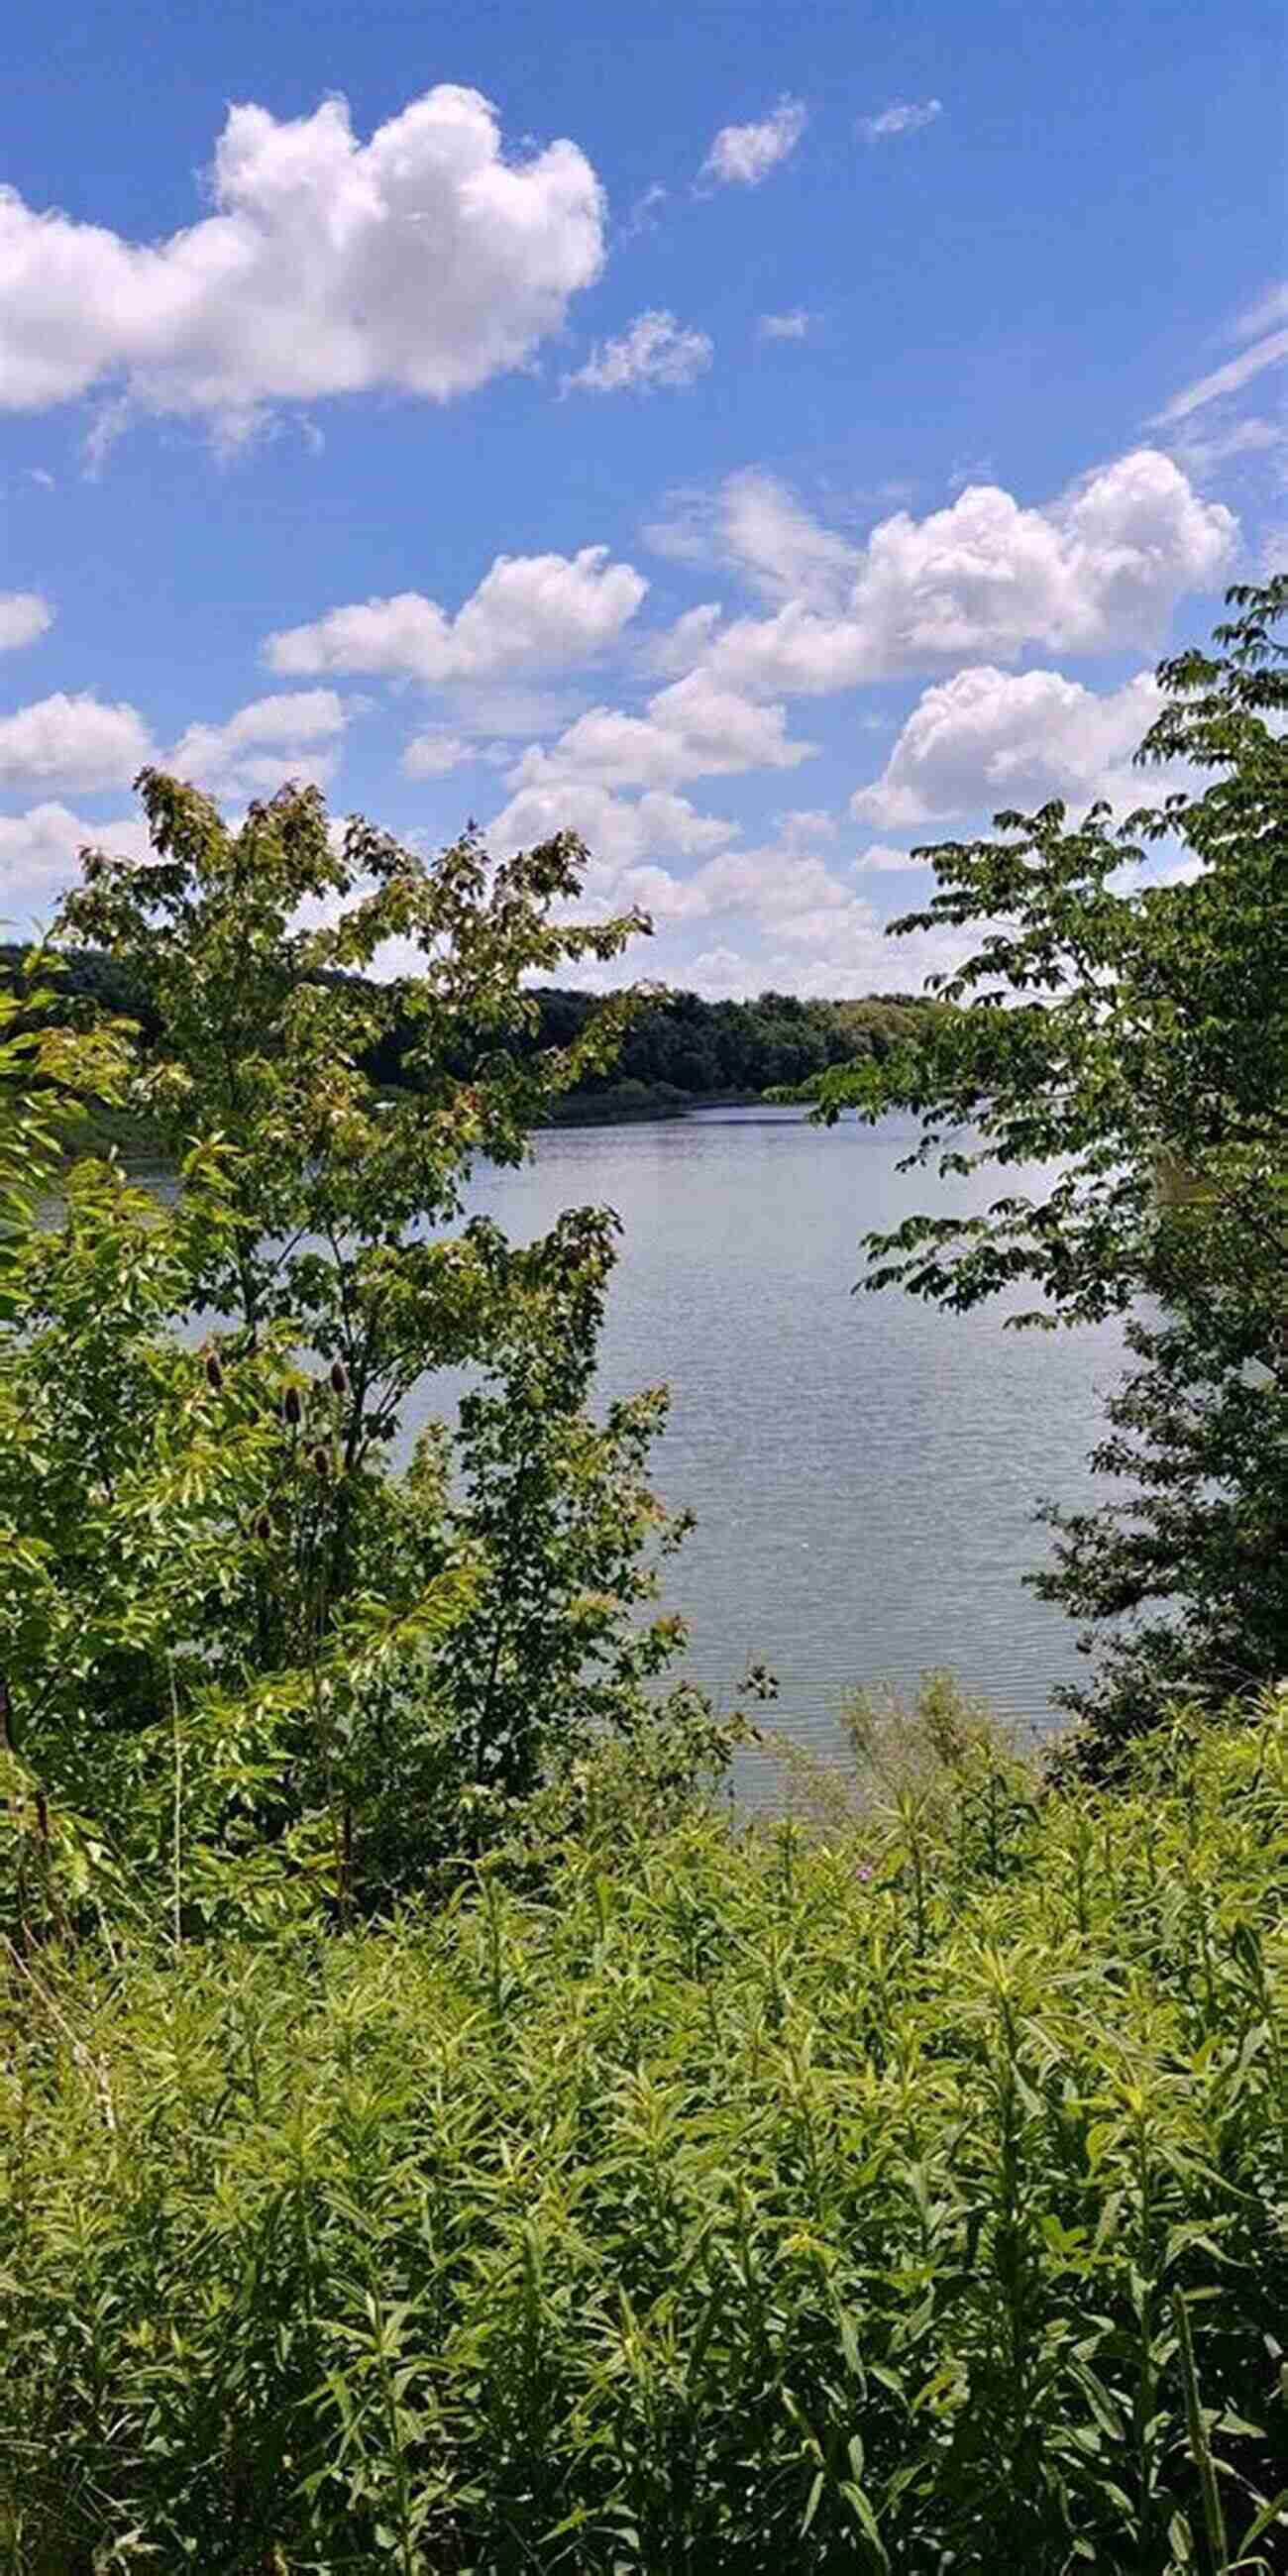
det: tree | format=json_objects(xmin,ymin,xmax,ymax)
[
  {"xmin": 0, "ymin": 782, "xmax": 722, "ymax": 1933},
  {"xmin": 809, "ymin": 580, "xmax": 1288, "ymax": 1770}
]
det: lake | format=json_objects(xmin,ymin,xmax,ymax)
[{"xmin": 413, "ymin": 1105, "xmax": 1126, "ymax": 1765}]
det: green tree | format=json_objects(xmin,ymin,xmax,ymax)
[
  {"xmin": 0, "ymin": 783, "xmax": 721, "ymax": 1932},
  {"xmin": 809, "ymin": 579, "xmax": 1288, "ymax": 1769}
]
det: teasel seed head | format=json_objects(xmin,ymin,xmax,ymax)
[
  {"xmin": 282, "ymin": 1385, "xmax": 302, "ymax": 1429},
  {"xmin": 312, "ymin": 1445, "xmax": 331, "ymax": 1480},
  {"xmin": 204, "ymin": 1350, "xmax": 224, "ymax": 1392},
  {"xmin": 329, "ymin": 1358, "xmax": 349, "ymax": 1397}
]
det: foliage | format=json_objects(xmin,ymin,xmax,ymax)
[
  {"xmin": 3, "ymin": 1693, "xmax": 1287, "ymax": 2569},
  {"xmin": 0, "ymin": 781, "xmax": 728, "ymax": 1931},
  {"xmin": 765, "ymin": 1669, "xmax": 1034, "ymax": 1841},
  {"xmin": 806, "ymin": 582, "xmax": 1288, "ymax": 1771},
  {"xmin": 0, "ymin": 939, "xmax": 947, "ymax": 1130}
]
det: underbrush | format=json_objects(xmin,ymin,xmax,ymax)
[{"xmin": 2, "ymin": 1695, "xmax": 1287, "ymax": 2571}]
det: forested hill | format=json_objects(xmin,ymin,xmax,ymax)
[
  {"xmin": 495, "ymin": 985, "xmax": 943, "ymax": 1117},
  {"xmin": 0, "ymin": 942, "xmax": 941, "ymax": 1121}
]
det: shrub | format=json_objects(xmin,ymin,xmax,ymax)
[{"xmin": 3, "ymin": 1692, "xmax": 1286, "ymax": 2570}]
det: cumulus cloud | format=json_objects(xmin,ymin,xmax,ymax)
[
  {"xmin": 757, "ymin": 309, "xmax": 812, "ymax": 341},
  {"xmin": 507, "ymin": 668, "xmax": 813, "ymax": 795},
  {"xmin": 487, "ymin": 776, "xmax": 737, "ymax": 878},
  {"xmin": 850, "ymin": 664, "xmax": 1167, "ymax": 829},
  {"xmin": 852, "ymin": 842, "xmax": 929, "ymax": 872},
  {"xmin": 691, "ymin": 838, "xmax": 853, "ymax": 924},
  {"xmin": 168, "ymin": 691, "xmax": 348, "ymax": 798},
  {"xmin": 401, "ymin": 727, "xmax": 471, "ymax": 778},
  {"xmin": 267, "ymin": 546, "xmax": 647, "ymax": 685},
  {"xmin": 860, "ymin": 99, "xmax": 942, "ymax": 140},
  {"xmin": 0, "ymin": 592, "xmax": 52, "ymax": 651},
  {"xmin": 698, "ymin": 98, "xmax": 807, "ymax": 189},
  {"xmin": 643, "ymin": 602, "xmax": 725, "ymax": 678},
  {"xmin": 0, "ymin": 800, "xmax": 152, "ymax": 916},
  {"xmin": 0, "ymin": 86, "xmax": 605, "ymax": 431},
  {"xmin": 0, "ymin": 692, "xmax": 151, "ymax": 792},
  {"xmin": 562, "ymin": 310, "xmax": 712, "ymax": 394},
  {"xmin": 698, "ymin": 450, "xmax": 1234, "ymax": 694}
]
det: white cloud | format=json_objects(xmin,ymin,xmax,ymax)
[
  {"xmin": 698, "ymin": 98, "xmax": 807, "ymax": 189},
  {"xmin": 699, "ymin": 450, "xmax": 1234, "ymax": 694},
  {"xmin": 692, "ymin": 839, "xmax": 853, "ymax": 924},
  {"xmin": 852, "ymin": 842, "xmax": 929, "ymax": 872},
  {"xmin": 0, "ymin": 86, "xmax": 604, "ymax": 431},
  {"xmin": 757, "ymin": 309, "xmax": 812, "ymax": 341},
  {"xmin": 563, "ymin": 310, "xmax": 712, "ymax": 394},
  {"xmin": 0, "ymin": 692, "xmax": 151, "ymax": 792},
  {"xmin": 0, "ymin": 799, "xmax": 152, "ymax": 917},
  {"xmin": 401, "ymin": 727, "xmax": 471, "ymax": 778},
  {"xmin": 777, "ymin": 805, "xmax": 837, "ymax": 841},
  {"xmin": 851, "ymin": 664, "xmax": 1167, "ymax": 829},
  {"xmin": 622, "ymin": 182, "xmax": 668, "ymax": 239},
  {"xmin": 1258, "ymin": 524, "xmax": 1288, "ymax": 580},
  {"xmin": 717, "ymin": 469, "xmax": 860, "ymax": 608},
  {"xmin": 487, "ymin": 776, "xmax": 736, "ymax": 877},
  {"xmin": 860, "ymin": 99, "xmax": 942, "ymax": 140},
  {"xmin": 508, "ymin": 667, "xmax": 813, "ymax": 794},
  {"xmin": 643, "ymin": 602, "xmax": 725, "ymax": 678},
  {"xmin": 1167, "ymin": 415, "xmax": 1283, "ymax": 479},
  {"xmin": 1151, "ymin": 327, "xmax": 1288, "ymax": 427},
  {"xmin": 685, "ymin": 945, "xmax": 751, "ymax": 995},
  {"xmin": 169, "ymin": 690, "xmax": 348, "ymax": 798},
  {"xmin": 267, "ymin": 546, "xmax": 647, "ymax": 684},
  {"xmin": 0, "ymin": 591, "xmax": 52, "ymax": 651},
  {"xmin": 1232, "ymin": 281, "xmax": 1288, "ymax": 340}
]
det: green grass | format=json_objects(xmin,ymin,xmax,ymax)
[{"xmin": 2, "ymin": 1694, "xmax": 1287, "ymax": 2570}]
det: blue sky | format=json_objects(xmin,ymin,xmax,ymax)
[{"xmin": 1, "ymin": 0, "xmax": 1284, "ymax": 993}]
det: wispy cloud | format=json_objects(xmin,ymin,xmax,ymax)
[
  {"xmin": 757, "ymin": 309, "xmax": 813, "ymax": 342},
  {"xmin": 1151, "ymin": 325, "xmax": 1288, "ymax": 427},
  {"xmin": 860, "ymin": 98, "xmax": 942, "ymax": 141},
  {"xmin": 1168, "ymin": 415, "xmax": 1282, "ymax": 479},
  {"xmin": 1232, "ymin": 282, "xmax": 1288, "ymax": 341},
  {"xmin": 563, "ymin": 310, "xmax": 713, "ymax": 395},
  {"xmin": 622, "ymin": 181, "xmax": 668, "ymax": 241},
  {"xmin": 698, "ymin": 98, "xmax": 807, "ymax": 189}
]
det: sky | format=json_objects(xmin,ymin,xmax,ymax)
[{"xmin": 0, "ymin": 0, "xmax": 1284, "ymax": 997}]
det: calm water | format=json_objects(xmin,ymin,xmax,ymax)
[{"xmin": 410, "ymin": 1107, "xmax": 1125, "ymax": 1762}]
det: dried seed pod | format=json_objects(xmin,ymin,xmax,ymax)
[
  {"xmin": 255, "ymin": 1510, "xmax": 273, "ymax": 1545},
  {"xmin": 329, "ymin": 1358, "xmax": 349, "ymax": 1397},
  {"xmin": 204, "ymin": 1350, "xmax": 224, "ymax": 1392},
  {"xmin": 312, "ymin": 1445, "xmax": 331, "ymax": 1480},
  {"xmin": 282, "ymin": 1385, "xmax": 302, "ymax": 1428}
]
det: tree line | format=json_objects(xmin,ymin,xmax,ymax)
[{"xmin": 0, "ymin": 938, "xmax": 943, "ymax": 1123}]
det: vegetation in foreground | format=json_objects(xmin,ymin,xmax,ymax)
[
  {"xmin": 0, "ymin": 584, "xmax": 1285, "ymax": 2567},
  {"xmin": 4, "ymin": 1691, "xmax": 1287, "ymax": 2571}
]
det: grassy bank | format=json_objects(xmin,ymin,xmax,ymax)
[{"xmin": 3, "ymin": 1694, "xmax": 1286, "ymax": 2570}]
